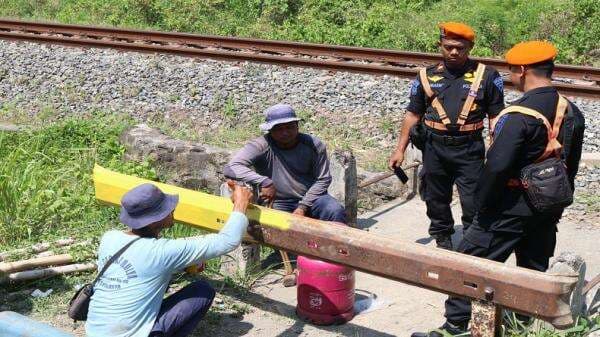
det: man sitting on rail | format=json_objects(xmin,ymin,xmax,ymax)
[
  {"xmin": 223, "ymin": 103, "xmax": 346, "ymax": 223},
  {"xmin": 86, "ymin": 182, "xmax": 253, "ymax": 337}
]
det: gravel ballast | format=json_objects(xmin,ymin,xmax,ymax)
[{"xmin": 0, "ymin": 39, "xmax": 598, "ymax": 197}]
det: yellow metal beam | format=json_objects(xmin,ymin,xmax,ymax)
[{"xmin": 93, "ymin": 164, "xmax": 291, "ymax": 231}]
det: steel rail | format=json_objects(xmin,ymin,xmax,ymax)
[{"xmin": 0, "ymin": 18, "xmax": 598, "ymax": 98}]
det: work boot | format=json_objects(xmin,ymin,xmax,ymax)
[
  {"xmin": 434, "ymin": 234, "xmax": 453, "ymax": 250},
  {"xmin": 411, "ymin": 321, "xmax": 468, "ymax": 337}
]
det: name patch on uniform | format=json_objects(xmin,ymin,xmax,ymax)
[
  {"xmin": 431, "ymin": 83, "xmax": 444, "ymax": 88},
  {"xmin": 493, "ymin": 115, "xmax": 509, "ymax": 138},
  {"xmin": 410, "ymin": 79, "xmax": 420, "ymax": 95},
  {"xmin": 493, "ymin": 76, "xmax": 504, "ymax": 92}
]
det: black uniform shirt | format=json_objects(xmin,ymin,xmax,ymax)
[
  {"xmin": 406, "ymin": 60, "xmax": 505, "ymax": 132},
  {"xmin": 476, "ymin": 86, "xmax": 585, "ymax": 219}
]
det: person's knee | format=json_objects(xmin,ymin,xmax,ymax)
[
  {"xmin": 311, "ymin": 195, "xmax": 345, "ymax": 221},
  {"xmin": 197, "ymin": 281, "xmax": 216, "ymax": 301},
  {"xmin": 316, "ymin": 198, "xmax": 346, "ymax": 222},
  {"xmin": 186, "ymin": 280, "xmax": 216, "ymax": 307}
]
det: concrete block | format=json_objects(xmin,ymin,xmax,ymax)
[
  {"xmin": 548, "ymin": 251, "xmax": 586, "ymax": 317},
  {"xmin": 329, "ymin": 150, "xmax": 358, "ymax": 226},
  {"xmin": 581, "ymin": 153, "xmax": 600, "ymax": 168}
]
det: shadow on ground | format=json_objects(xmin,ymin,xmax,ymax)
[{"xmin": 191, "ymin": 277, "xmax": 397, "ymax": 337}]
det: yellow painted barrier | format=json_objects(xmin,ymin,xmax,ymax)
[{"xmin": 93, "ymin": 164, "xmax": 292, "ymax": 231}]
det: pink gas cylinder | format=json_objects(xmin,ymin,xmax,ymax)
[{"xmin": 296, "ymin": 255, "xmax": 355, "ymax": 325}]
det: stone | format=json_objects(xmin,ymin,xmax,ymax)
[
  {"xmin": 120, "ymin": 124, "xmax": 231, "ymax": 194},
  {"xmin": 548, "ymin": 252, "xmax": 586, "ymax": 317}
]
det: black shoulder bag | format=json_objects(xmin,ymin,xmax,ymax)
[{"xmin": 67, "ymin": 237, "xmax": 141, "ymax": 321}]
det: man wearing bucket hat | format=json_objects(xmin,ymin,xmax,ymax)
[
  {"xmin": 224, "ymin": 103, "xmax": 346, "ymax": 223},
  {"xmin": 86, "ymin": 182, "xmax": 253, "ymax": 337},
  {"xmin": 411, "ymin": 41, "xmax": 584, "ymax": 337},
  {"xmin": 388, "ymin": 22, "xmax": 505, "ymax": 250}
]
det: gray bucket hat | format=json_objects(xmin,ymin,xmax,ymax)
[
  {"xmin": 119, "ymin": 183, "xmax": 179, "ymax": 229},
  {"xmin": 259, "ymin": 104, "xmax": 301, "ymax": 132}
]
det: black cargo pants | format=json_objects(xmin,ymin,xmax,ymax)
[
  {"xmin": 420, "ymin": 131, "xmax": 485, "ymax": 237},
  {"xmin": 444, "ymin": 211, "xmax": 559, "ymax": 324}
]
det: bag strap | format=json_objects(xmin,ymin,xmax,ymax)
[
  {"xmin": 536, "ymin": 94, "xmax": 568, "ymax": 162},
  {"xmin": 457, "ymin": 63, "xmax": 486, "ymax": 126},
  {"xmin": 91, "ymin": 237, "xmax": 141, "ymax": 288}
]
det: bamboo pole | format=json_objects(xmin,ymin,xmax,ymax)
[
  {"xmin": 0, "ymin": 238, "xmax": 75, "ymax": 261},
  {"xmin": 0, "ymin": 254, "xmax": 73, "ymax": 274},
  {"xmin": 0, "ymin": 263, "xmax": 96, "ymax": 284}
]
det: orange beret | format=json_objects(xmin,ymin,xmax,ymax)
[
  {"xmin": 505, "ymin": 41, "xmax": 557, "ymax": 65},
  {"xmin": 438, "ymin": 22, "xmax": 475, "ymax": 42}
]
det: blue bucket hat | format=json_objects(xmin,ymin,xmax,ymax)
[
  {"xmin": 259, "ymin": 104, "xmax": 301, "ymax": 132},
  {"xmin": 119, "ymin": 183, "xmax": 179, "ymax": 229}
]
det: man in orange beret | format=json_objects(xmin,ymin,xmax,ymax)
[
  {"xmin": 412, "ymin": 41, "xmax": 585, "ymax": 337},
  {"xmin": 389, "ymin": 22, "xmax": 505, "ymax": 250}
]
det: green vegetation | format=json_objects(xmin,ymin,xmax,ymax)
[
  {"xmin": 0, "ymin": 112, "xmax": 277, "ymax": 328},
  {"xmin": 575, "ymin": 193, "xmax": 600, "ymax": 213},
  {"xmin": 1, "ymin": 0, "xmax": 598, "ymax": 66},
  {"xmin": 503, "ymin": 313, "xmax": 600, "ymax": 337},
  {"xmin": 0, "ymin": 113, "xmax": 158, "ymax": 249}
]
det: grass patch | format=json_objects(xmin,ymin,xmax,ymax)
[
  {"xmin": 575, "ymin": 193, "xmax": 600, "ymax": 213},
  {"xmin": 0, "ymin": 113, "xmax": 159, "ymax": 250},
  {"xmin": 502, "ymin": 312, "xmax": 600, "ymax": 337}
]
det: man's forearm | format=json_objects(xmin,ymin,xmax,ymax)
[{"xmin": 299, "ymin": 177, "xmax": 331, "ymax": 209}]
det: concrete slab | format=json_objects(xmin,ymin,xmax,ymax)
[{"xmin": 581, "ymin": 153, "xmax": 600, "ymax": 167}]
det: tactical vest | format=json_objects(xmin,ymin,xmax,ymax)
[{"xmin": 419, "ymin": 63, "xmax": 487, "ymax": 132}]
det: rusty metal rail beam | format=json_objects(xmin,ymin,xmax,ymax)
[
  {"xmin": 94, "ymin": 165, "xmax": 578, "ymax": 329},
  {"xmin": 251, "ymin": 217, "xmax": 577, "ymax": 328},
  {"xmin": 0, "ymin": 19, "xmax": 598, "ymax": 99}
]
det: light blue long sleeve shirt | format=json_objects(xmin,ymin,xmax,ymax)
[{"xmin": 85, "ymin": 211, "xmax": 248, "ymax": 337}]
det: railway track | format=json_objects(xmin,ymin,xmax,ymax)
[{"xmin": 0, "ymin": 18, "xmax": 598, "ymax": 99}]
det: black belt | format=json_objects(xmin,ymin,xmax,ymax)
[{"xmin": 427, "ymin": 130, "xmax": 483, "ymax": 146}]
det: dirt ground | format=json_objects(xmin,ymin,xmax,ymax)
[{"xmin": 38, "ymin": 196, "xmax": 600, "ymax": 337}]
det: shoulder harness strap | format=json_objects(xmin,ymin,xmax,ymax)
[
  {"xmin": 456, "ymin": 63, "xmax": 486, "ymax": 126},
  {"xmin": 491, "ymin": 95, "xmax": 569, "ymax": 162},
  {"xmin": 419, "ymin": 67, "xmax": 452, "ymax": 126}
]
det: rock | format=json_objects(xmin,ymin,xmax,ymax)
[
  {"xmin": 548, "ymin": 252, "xmax": 586, "ymax": 317},
  {"xmin": 120, "ymin": 124, "xmax": 231, "ymax": 193}
]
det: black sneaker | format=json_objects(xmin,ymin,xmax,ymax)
[
  {"xmin": 411, "ymin": 321, "xmax": 468, "ymax": 337},
  {"xmin": 434, "ymin": 234, "xmax": 453, "ymax": 250}
]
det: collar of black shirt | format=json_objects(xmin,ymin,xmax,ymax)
[
  {"xmin": 515, "ymin": 86, "xmax": 557, "ymax": 103},
  {"xmin": 440, "ymin": 59, "xmax": 476, "ymax": 80}
]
